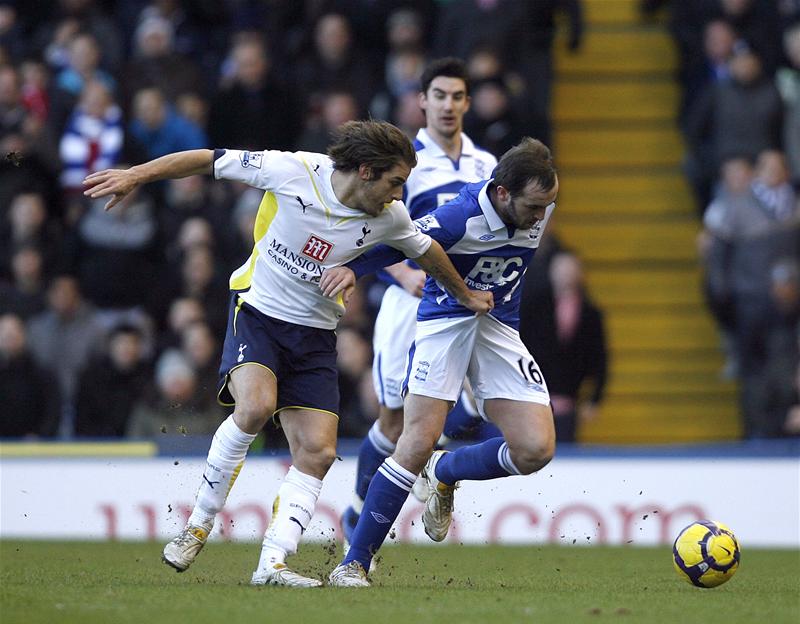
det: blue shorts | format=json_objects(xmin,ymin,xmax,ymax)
[{"xmin": 217, "ymin": 295, "xmax": 339, "ymax": 418}]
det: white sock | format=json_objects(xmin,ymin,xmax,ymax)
[
  {"xmin": 189, "ymin": 415, "xmax": 257, "ymax": 526},
  {"xmin": 368, "ymin": 421, "xmax": 397, "ymax": 456},
  {"xmin": 257, "ymin": 466, "xmax": 323, "ymax": 570}
]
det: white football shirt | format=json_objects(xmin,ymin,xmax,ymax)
[{"xmin": 214, "ymin": 149, "xmax": 432, "ymax": 329}]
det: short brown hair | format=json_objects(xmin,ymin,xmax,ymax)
[
  {"xmin": 328, "ymin": 120, "xmax": 417, "ymax": 177},
  {"xmin": 493, "ymin": 137, "xmax": 557, "ymax": 196}
]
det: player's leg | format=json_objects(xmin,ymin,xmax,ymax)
[
  {"xmin": 163, "ymin": 366, "xmax": 273, "ymax": 571},
  {"xmin": 330, "ymin": 394, "xmax": 450, "ymax": 586},
  {"xmin": 251, "ymin": 408, "xmax": 338, "ymax": 588},
  {"xmin": 252, "ymin": 320, "xmax": 339, "ymax": 587},
  {"xmin": 344, "ymin": 286, "xmax": 417, "ymax": 538},
  {"xmin": 330, "ymin": 316, "xmax": 475, "ymax": 586},
  {"xmin": 421, "ymin": 317, "xmax": 554, "ymax": 540}
]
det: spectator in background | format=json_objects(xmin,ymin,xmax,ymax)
[
  {"xmin": 680, "ymin": 19, "xmax": 737, "ymax": 124},
  {"xmin": 294, "ymin": 13, "xmax": 376, "ymax": 117},
  {"xmin": 685, "ymin": 45, "xmax": 784, "ymax": 213},
  {"xmin": 0, "ymin": 244, "xmax": 47, "ymax": 320},
  {"xmin": 157, "ymin": 296, "xmax": 206, "ymax": 353},
  {"xmin": 176, "ymin": 243, "xmax": 228, "ymax": 335},
  {"xmin": 49, "ymin": 31, "xmax": 116, "ymax": 134},
  {"xmin": 717, "ymin": 0, "xmax": 782, "ymax": 76},
  {"xmin": 74, "ymin": 323, "xmax": 150, "ymax": 437},
  {"xmin": 1, "ymin": 192, "xmax": 60, "ymax": 274},
  {"xmin": 370, "ymin": 47, "xmax": 426, "ymax": 123},
  {"xmin": 519, "ymin": 252, "xmax": 608, "ymax": 442},
  {"xmin": 26, "ymin": 274, "xmax": 105, "ymax": 434},
  {"xmin": 180, "ymin": 319, "xmax": 219, "ymax": 401},
  {"xmin": 19, "ymin": 59, "xmax": 50, "ymax": 124},
  {"xmin": 129, "ymin": 87, "xmax": 207, "ymax": 160},
  {"xmin": 65, "ymin": 188, "xmax": 159, "ymax": 320},
  {"xmin": 0, "ymin": 313, "xmax": 60, "ymax": 438},
  {"xmin": 58, "ymin": 80, "xmax": 123, "ymax": 193},
  {"xmin": 33, "ymin": 0, "xmax": 123, "ymax": 74},
  {"xmin": 0, "ymin": 64, "xmax": 27, "ymax": 139},
  {"xmin": 776, "ymin": 22, "xmax": 800, "ymax": 185},
  {"xmin": 0, "ymin": 4, "xmax": 26, "ymax": 62},
  {"xmin": 121, "ymin": 15, "xmax": 203, "ymax": 110},
  {"xmin": 464, "ymin": 76, "xmax": 526, "ymax": 157},
  {"xmin": 296, "ymin": 88, "xmax": 358, "ymax": 152},
  {"xmin": 126, "ymin": 348, "xmax": 225, "ymax": 437},
  {"xmin": 765, "ymin": 258, "xmax": 800, "ymax": 437},
  {"xmin": 702, "ymin": 150, "xmax": 800, "ymax": 438},
  {"xmin": 209, "ymin": 34, "xmax": 298, "ymax": 150}
]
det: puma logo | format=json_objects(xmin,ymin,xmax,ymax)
[{"xmin": 295, "ymin": 196, "xmax": 313, "ymax": 213}]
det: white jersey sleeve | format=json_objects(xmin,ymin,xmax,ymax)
[
  {"xmin": 382, "ymin": 203, "xmax": 433, "ymax": 258},
  {"xmin": 213, "ymin": 148, "xmax": 299, "ymax": 190}
]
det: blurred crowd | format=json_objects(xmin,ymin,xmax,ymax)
[
  {"xmin": 1, "ymin": 0, "xmax": 795, "ymax": 443},
  {"xmin": 0, "ymin": 0, "xmax": 585, "ymax": 442},
  {"xmin": 646, "ymin": 0, "xmax": 800, "ymax": 437}
]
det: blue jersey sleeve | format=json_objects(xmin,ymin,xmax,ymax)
[
  {"xmin": 346, "ymin": 244, "xmax": 405, "ymax": 278},
  {"xmin": 413, "ymin": 200, "xmax": 468, "ymax": 251}
]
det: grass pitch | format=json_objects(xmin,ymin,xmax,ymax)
[{"xmin": 1, "ymin": 541, "xmax": 798, "ymax": 624}]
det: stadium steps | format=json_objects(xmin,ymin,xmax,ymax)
[{"xmin": 550, "ymin": 0, "xmax": 740, "ymax": 443}]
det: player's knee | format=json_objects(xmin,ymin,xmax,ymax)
[
  {"xmin": 233, "ymin": 398, "xmax": 273, "ymax": 432},
  {"xmin": 511, "ymin": 438, "xmax": 555, "ymax": 475},
  {"xmin": 297, "ymin": 442, "xmax": 337, "ymax": 476}
]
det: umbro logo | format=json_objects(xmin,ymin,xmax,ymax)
[
  {"xmin": 479, "ymin": 233, "xmax": 495, "ymax": 241},
  {"xmin": 370, "ymin": 511, "xmax": 391, "ymax": 524},
  {"xmin": 356, "ymin": 223, "xmax": 371, "ymax": 247},
  {"xmin": 295, "ymin": 195, "xmax": 312, "ymax": 213}
]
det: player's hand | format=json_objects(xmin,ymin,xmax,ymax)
[
  {"xmin": 83, "ymin": 168, "xmax": 139, "ymax": 211},
  {"xmin": 461, "ymin": 290, "xmax": 494, "ymax": 316},
  {"xmin": 396, "ymin": 267, "xmax": 426, "ymax": 297},
  {"xmin": 320, "ymin": 266, "xmax": 356, "ymax": 304}
]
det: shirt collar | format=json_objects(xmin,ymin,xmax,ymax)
[
  {"xmin": 478, "ymin": 180, "xmax": 506, "ymax": 231},
  {"xmin": 416, "ymin": 128, "xmax": 475, "ymax": 158}
]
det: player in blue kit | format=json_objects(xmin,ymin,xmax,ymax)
[
  {"xmin": 84, "ymin": 120, "xmax": 493, "ymax": 587},
  {"xmin": 320, "ymin": 137, "xmax": 559, "ymax": 586},
  {"xmin": 341, "ymin": 58, "xmax": 498, "ymax": 546}
]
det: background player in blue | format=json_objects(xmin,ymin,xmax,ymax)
[
  {"xmin": 341, "ymin": 58, "xmax": 499, "ymax": 547},
  {"xmin": 84, "ymin": 120, "xmax": 493, "ymax": 588},
  {"xmin": 321, "ymin": 138, "xmax": 559, "ymax": 587}
]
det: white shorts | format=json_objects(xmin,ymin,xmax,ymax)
[
  {"xmin": 372, "ymin": 285, "xmax": 420, "ymax": 409},
  {"xmin": 404, "ymin": 314, "xmax": 550, "ymax": 410}
]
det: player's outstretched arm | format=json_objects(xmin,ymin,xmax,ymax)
[
  {"xmin": 83, "ymin": 149, "xmax": 214, "ymax": 211},
  {"xmin": 414, "ymin": 241, "xmax": 494, "ymax": 316}
]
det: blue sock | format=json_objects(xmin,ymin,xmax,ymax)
[
  {"xmin": 354, "ymin": 423, "xmax": 396, "ymax": 504},
  {"xmin": 435, "ymin": 437, "xmax": 521, "ymax": 485},
  {"xmin": 442, "ymin": 392, "xmax": 482, "ymax": 440},
  {"xmin": 342, "ymin": 457, "xmax": 415, "ymax": 571}
]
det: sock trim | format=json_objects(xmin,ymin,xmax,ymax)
[
  {"xmin": 367, "ymin": 421, "xmax": 397, "ymax": 456},
  {"xmin": 498, "ymin": 442, "xmax": 522, "ymax": 475},
  {"xmin": 377, "ymin": 457, "xmax": 415, "ymax": 491}
]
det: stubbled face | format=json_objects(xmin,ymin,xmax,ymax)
[
  {"xmin": 358, "ymin": 161, "xmax": 412, "ymax": 216},
  {"xmin": 497, "ymin": 177, "xmax": 559, "ymax": 230},
  {"xmin": 420, "ymin": 76, "xmax": 470, "ymax": 140}
]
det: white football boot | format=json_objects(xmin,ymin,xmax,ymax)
[
  {"xmin": 328, "ymin": 561, "xmax": 370, "ymax": 588},
  {"xmin": 421, "ymin": 450, "xmax": 458, "ymax": 542},
  {"xmin": 162, "ymin": 522, "xmax": 213, "ymax": 571},
  {"xmin": 251, "ymin": 563, "xmax": 323, "ymax": 588}
]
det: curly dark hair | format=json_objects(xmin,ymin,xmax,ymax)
[{"xmin": 328, "ymin": 120, "xmax": 417, "ymax": 178}]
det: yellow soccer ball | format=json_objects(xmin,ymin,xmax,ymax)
[{"xmin": 673, "ymin": 520, "xmax": 741, "ymax": 588}]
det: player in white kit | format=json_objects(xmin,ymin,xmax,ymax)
[
  {"xmin": 322, "ymin": 137, "xmax": 559, "ymax": 586},
  {"xmin": 341, "ymin": 59, "xmax": 498, "ymax": 544},
  {"xmin": 83, "ymin": 120, "xmax": 493, "ymax": 587}
]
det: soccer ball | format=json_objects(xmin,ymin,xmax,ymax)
[{"xmin": 672, "ymin": 520, "xmax": 741, "ymax": 588}]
